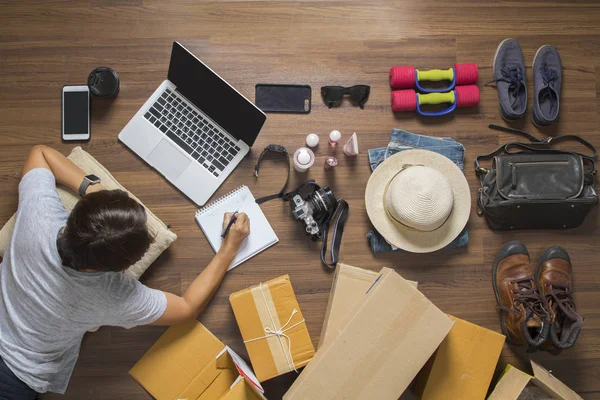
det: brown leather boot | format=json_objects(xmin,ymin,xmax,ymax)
[
  {"xmin": 536, "ymin": 246, "xmax": 583, "ymax": 350},
  {"xmin": 492, "ymin": 241, "xmax": 550, "ymax": 348}
]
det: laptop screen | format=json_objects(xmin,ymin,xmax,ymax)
[{"xmin": 167, "ymin": 42, "xmax": 266, "ymax": 147}]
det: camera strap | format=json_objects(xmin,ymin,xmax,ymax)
[
  {"xmin": 254, "ymin": 144, "xmax": 290, "ymax": 204},
  {"xmin": 320, "ymin": 199, "xmax": 349, "ymax": 268}
]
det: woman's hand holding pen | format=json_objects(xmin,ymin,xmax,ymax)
[{"xmin": 219, "ymin": 212, "xmax": 250, "ymax": 255}]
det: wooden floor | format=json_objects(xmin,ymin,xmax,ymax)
[{"xmin": 1, "ymin": 0, "xmax": 600, "ymax": 399}]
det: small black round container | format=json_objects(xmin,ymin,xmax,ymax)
[{"xmin": 88, "ymin": 67, "xmax": 120, "ymax": 98}]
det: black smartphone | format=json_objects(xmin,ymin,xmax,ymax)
[{"xmin": 255, "ymin": 84, "xmax": 311, "ymax": 113}]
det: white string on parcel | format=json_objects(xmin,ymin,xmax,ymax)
[{"xmin": 243, "ymin": 283, "xmax": 306, "ymax": 373}]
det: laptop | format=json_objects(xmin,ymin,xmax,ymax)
[{"xmin": 118, "ymin": 41, "xmax": 266, "ymax": 206}]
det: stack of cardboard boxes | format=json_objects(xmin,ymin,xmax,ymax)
[
  {"xmin": 284, "ymin": 266, "xmax": 454, "ymax": 399},
  {"xmin": 284, "ymin": 264, "xmax": 505, "ymax": 400},
  {"xmin": 129, "ymin": 264, "xmax": 583, "ymax": 400}
]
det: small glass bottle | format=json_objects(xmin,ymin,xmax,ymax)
[
  {"xmin": 324, "ymin": 156, "xmax": 338, "ymax": 169},
  {"xmin": 328, "ymin": 130, "xmax": 342, "ymax": 147},
  {"xmin": 306, "ymin": 133, "xmax": 319, "ymax": 148}
]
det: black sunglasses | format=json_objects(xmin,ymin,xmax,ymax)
[{"xmin": 321, "ymin": 85, "xmax": 370, "ymax": 109}]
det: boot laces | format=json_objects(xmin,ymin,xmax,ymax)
[
  {"xmin": 545, "ymin": 282, "xmax": 575, "ymax": 313},
  {"xmin": 500, "ymin": 276, "xmax": 548, "ymax": 318}
]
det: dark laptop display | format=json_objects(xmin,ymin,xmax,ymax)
[{"xmin": 167, "ymin": 42, "xmax": 266, "ymax": 147}]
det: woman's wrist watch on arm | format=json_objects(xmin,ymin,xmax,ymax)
[{"xmin": 78, "ymin": 174, "xmax": 101, "ymax": 197}]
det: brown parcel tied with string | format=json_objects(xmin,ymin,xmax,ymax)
[
  {"xmin": 229, "ymin": 275, "xmax": 315, "ymax": 382},
  {"xmin": 284, "ymin": 268, "xmax": 454, "ymax": 400}
]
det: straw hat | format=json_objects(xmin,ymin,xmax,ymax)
[{"xmin": 365, "ymin": 149, "xmax": 471, "ymax": 253}]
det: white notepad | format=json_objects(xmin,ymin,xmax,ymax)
[{"xmin": 195, "ymin": 185, "xmax": 278, "ymax": 270}]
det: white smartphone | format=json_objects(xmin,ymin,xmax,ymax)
[{"xmin": 62, "ymin": 85, "xmax": 90, "ymax": 141}]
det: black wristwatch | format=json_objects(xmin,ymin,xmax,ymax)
[
  {"xmin": 254, "ymin": 144, "xmax": 290, "ymax": 204},
  {"xmin": 254, "ymin": 144, "xmax": 288, "ymax": 178},
  {"xmin": 78, "ymin": 174, "xmax": 101, "ymax": 197}
]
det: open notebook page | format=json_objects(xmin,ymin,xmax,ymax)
[{"xmin": 195, "ymin": 185, "xmax": 278, "ymax": 270}]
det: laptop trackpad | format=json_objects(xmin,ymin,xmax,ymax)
[{"xmin": 147, "ymin": 140, "xmax": 191, "ymax": 181}]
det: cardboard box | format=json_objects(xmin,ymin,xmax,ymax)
[
  {"xmin": 218, "ymin": 376, "xmax": 265, "ymax": 400},
  {"xmin": 488, "ymin": 360, "xmax": 583, "ymax": 400},
  {"xmin": 229, "ymin": 274, "xmax": 315, "ymax": 382},
  {"xmin": 284, "ymin": 268, "xmax": 454, "ymax": 400},
  {"xmin": 319, "ymin": 264, "xmax": 503, "ymax": 400},
  {"xmin": 318, "ymin": 263, "xmax": 417, "ymax": 349},
  {"xmin": 414, "ymin": 315, "xmax": 505, "ymax": 400},
  {"xmin": 129, "ymin": 320, "xmax": 265, "ymax": 400}
]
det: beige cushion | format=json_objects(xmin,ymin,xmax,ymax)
[{"xmin": 0, "ymin": 146, "xmax": 177, "ymax": 280}]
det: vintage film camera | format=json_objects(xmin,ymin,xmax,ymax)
[
  {"xmin": 283, "ymin": 181, "xmax": 349, "ymax": 267},
  {"xmin": 289, "ymin": 185, "xmax": 338, "ymax": 240}
]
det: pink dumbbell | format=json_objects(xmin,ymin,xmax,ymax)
[
  {"xmin": 389, "ymin": 64, "xmax": 479, "ymax": 93},
  {"xmin": 391, "ymin": 85, "xmax": 480, "ymax": 116}
]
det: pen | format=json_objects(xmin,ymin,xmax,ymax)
[{"xmin": 221, "ymin": 210, "xmax": 239, "ymax": 238}]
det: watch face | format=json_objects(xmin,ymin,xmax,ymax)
[{"xmin": 87, "ymin": 174, "xmax": 101, "ymax": 184}]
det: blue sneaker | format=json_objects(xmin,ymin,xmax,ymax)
[
  {"xmin": 486, "ymin": 38, "xmax": 527, "ymax": 121},
  {"xmin": 532, "ymin": 45, "xmax": 562, "ymax": 126}
]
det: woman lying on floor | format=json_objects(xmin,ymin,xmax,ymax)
[{"xmin": 0, "ymin": 145, "xmax": 250, "ymax": 400}]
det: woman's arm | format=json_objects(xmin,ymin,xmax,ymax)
[
  {"xmin": 22, "ymin": 145, "xmax": 104, "ymax": 194},
  {"xmin": 151, "ymin": 212, "xmax": 250, "ymax": 325}
]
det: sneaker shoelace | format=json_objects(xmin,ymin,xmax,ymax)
[
  {"xmin": 485, "ymin": 66, "xmax": 525, "ymax": 109},
  {"xmin": 538, "ymin": 64, "xmax": 559, "ymax": 105},
  {"xmin": 498, "ymin": 276, "xmax": 548, "ymax": 321}
]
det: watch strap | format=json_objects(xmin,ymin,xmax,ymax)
[
  {"xmin": 78, "ymin": 175, "xmax": 100, "ymax": 197},
  {"xmin": 254, "ymin": 144, "xmax": 288, "ymax": 176},
  {"xmin": 254, "ymin": 145, "xmax": 290, "ymax": 204}
]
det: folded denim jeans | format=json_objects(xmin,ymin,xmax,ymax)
[{"xmin": 366, "ymin": 129, "xmax": 468, "ymax": 253}]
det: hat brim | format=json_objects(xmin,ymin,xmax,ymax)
[{"xmin": 365, "ymin": 149, "xmax": 471, "ymax": 253}]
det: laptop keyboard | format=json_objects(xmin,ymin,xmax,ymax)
[{"xmin": 143, "ymin": 88, "xmax": 241, "ymax": 178}]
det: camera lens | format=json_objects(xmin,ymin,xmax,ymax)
[{"xmin": 310, "ymin": 187, "xmax": 337, "ymax": 214}]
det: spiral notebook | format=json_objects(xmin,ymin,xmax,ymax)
[{"xmin": 195, "ymin": 185, "xmax": 278, "ymax": 270}]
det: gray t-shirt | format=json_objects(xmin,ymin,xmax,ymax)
[{"xmin": 0, "ymin": 168, "xmax": 167, "ymax": 394}]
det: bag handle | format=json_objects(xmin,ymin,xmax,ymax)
[
  {"xmin": 475, "ymin": 124, "xmax": 598, "ymax": 175},
  {"xmin": 490, "ymin": 124, "xmax": 597, "ymax": 158},
  {"xmin": 486, "ymin": 124, "xmax": 543, "ymax": 143}
]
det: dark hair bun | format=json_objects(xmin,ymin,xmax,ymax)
[{"xmin": 57, "ymin": 189, "xmax": 153, "ymax": 272}]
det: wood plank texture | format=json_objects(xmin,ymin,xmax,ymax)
[{"xmin": 1, "ymin": 1, "xmax": 599, "ymax": 399}]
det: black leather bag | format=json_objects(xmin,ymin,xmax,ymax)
[{"xmin": 476, "ymin": 125, "xmax": 598, "ymax": 230}]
